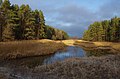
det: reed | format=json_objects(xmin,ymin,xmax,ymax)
[
  {"xmin": 0, "ymin": 39, "xmax": 66, "ymax": 60},
  {"xmin": 75, "ymin": 40, "xmax": 120, "ymax": 52},
  {"xmin": 33, "ymin": 55, "xmax": 120, "ymax": 79}
]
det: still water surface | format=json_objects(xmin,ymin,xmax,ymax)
[
  {"xmin": 0, "ymin": 46, "xmax": 115, "ymax": 68},
  {"xmin": 0, "ymin": 46, "xmax": 117, "ymax": 79}
]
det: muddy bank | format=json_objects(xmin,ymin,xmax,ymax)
[
  {"xmin": 0, "ymin": 55, "xmax": 120, "ymax": 79},
  {"xmin": 0, "ymin": 40, "xmax": 66, "ymax": 60}
]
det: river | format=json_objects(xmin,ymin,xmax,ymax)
[{"xmin": 0, "ymin": 46, "xmax": 117, "ymax": 78}]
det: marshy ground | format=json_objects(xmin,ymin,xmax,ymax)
[
  {"xmin": 0, "ymin": 39, "xmax": 66, "ymax": 60},
  {"xmin": 33, "ymin": 55, "xmax": 120, "ymax": 79},
  {"xmin": 0, "ymin": 39, "xmax": 120, "ymax": 79},
  {"xmin": 0, "ymin": 55, "xmax": 120, "ymax": 79},
  {"xmin": 74, "ymin": 40, "xmax": 120, "ymax": 52}
]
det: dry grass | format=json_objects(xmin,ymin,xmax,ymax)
[
  {"xmin": 94, "ymin": 42, "xmax": 120, "ymax": 51},
  {"xmin": 2, "ymin": 55, "xmax": 119, "ymax": 79},
  {"xmin": 31, "ymin": 55, "xmax": 120, "ymax": 79},
  {"xmin": 75, "ymin": 40, "xmax": 120, "ymax": 52},
  {"xmin": 4, "ymin": 55, "xmax": 120, "ymax": 79},
  {"xmin": 61, "ymin": 40, "xmax": 75, "ymax": 46},
  {"xmin": 0, "ymin": 39, "xmax": 66, "ymax": 60},
  {"xmin": 0, "ymin": 40, "xmax": 120, "ymax": 79}
]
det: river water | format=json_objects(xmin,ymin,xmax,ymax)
[
  {"xmin": 0, "ymin": 46, "xmax": 117, "ymax": 78},
  {"xmin": 0, "ymin": 46, "xmax": 115, "ymax": 68}
]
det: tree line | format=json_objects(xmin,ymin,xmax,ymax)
[
  {"xmin": 0, "ymin": 0, "xmax": 69, "ymax": 41},
  {"xmin": 83, "ymin": 17, "xmax": 120, "ymax": 42}
]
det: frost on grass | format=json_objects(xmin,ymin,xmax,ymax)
[{"xmin": 32, "ymin": 55, "xmax": 120, "ymax": 79}]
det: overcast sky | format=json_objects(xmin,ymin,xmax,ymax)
[{"xmin": 9, "ymin": 0, "xmax": 120, "ymax": 37}]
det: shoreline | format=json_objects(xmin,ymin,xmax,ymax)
[
  {"xmin": 0, "ymin": 54, "xmax": 120, "ymax": 79},
  {"xmin": 0, "ymin": 39, "xmax": 120, "ymax": 79},
  {"xmin": 0, "ymin": 39, "xmax": 120, "ymax": 60},
  {"xmin": 0, "ymin": 39, "xmax": 66, "ymax": 60},
  {"xmin": 74, "ymin": 40, "xmax": 120, "ymax": 52}
]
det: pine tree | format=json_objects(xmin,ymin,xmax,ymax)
[
  {"xmin": 11, "ymin": 4, "xmax": 20, "ymax": 40},
  {"xmin": 118, "ymin": 18, "xmax": 120, "ymax": 41},
  {"xmin": 110, "ymin": 17, "xmax": 119, "ymax": 41},
  {"xmin": 1, "ymin": 0, "xmax": 15, "ymax": 41},
  {"xmin": 34, "ymin": 10, "xmax": 46, "ymax": 39},
  {"xmin": 101, "ymin": 20, "xmax": 110, "ymax": 41},
  {"xmin": 0, "ymin": 0, "xmax": 69, "ymax": 41},
  {"xmin": 18, "ymin": 4, "xmax": 32, "ymax": 39},
  {"xmin": 44, "ymin": 25, "xmax": 53, "ymax": 39},
  {"xmin": 83, "ymin": 17, "xmax": 120, "ymax": 42},
  {"xmin": 2, "ymin": 10, "xmax": 16, "ymax": 41},
  {"xmin": 39, "ymin": 10, "xmax": 46, "ymax": 39},
  {"xmin": 0, "ymin": 5, "xmax": 4, "ymax": 41},
  {"xmin": 24, "ymin": 11, "xmax": 35, "ymax": 40},
  {"xmin": 34, "ymin": 9, "xmax": 40, "ymax": 39}
]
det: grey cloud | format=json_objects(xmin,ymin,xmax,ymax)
[
  {"xmin": 10, "ymin": 0, "xmax": 120, "ymax": 37},
  {"xmin": 49, "ymin": 4, "xmax": 97, "ymax": 37},
  {"xmin": 49, "ymin": 0, "xmax": 120, "ymax": 37},
  {"xmin": 98, "ymin": 0, "xmax": 120, "ymax": 19}
]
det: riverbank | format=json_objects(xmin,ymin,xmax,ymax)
[
  {"xmin": 61, "ymin": 40, "xmax": 75, "ymax": 46},
  {"xmin": 34, "ymin": 55, "xmax": 120, "ymax": 79},
  {"xmin": 0, "ymin": 40, "xmax": 120, "ymax": 79},
  {"xmin": 0, "ymin": 54, "xmax": 120, "ymax": 79},
  {"xmin": 0, "ymin": 39, "xmax": 66, "ymax": 60},
  {"xmin": 0, "ymin": 39, "xmax": 120, "ymax": 60},
  {"xmin": 75, "ymin": 40, "xmax": 120, "ymax": 52}
]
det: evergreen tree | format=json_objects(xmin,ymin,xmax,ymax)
[
  {"xmin": 101, "ymin": 20, "xmax": 111, "ymax": 41},
  {"xmin": 34, "ymin": 9, "xmax": 41, "ymax": 39},
  {"xmin": 1, "ymin": 0, "xmax": 14, "ymax": 41},
  {"xmin": 39, "ymin": 10, "xmax": 46, "ymax": 39},
  {"xmin": 110, "ymin": 17, "xmax": 120, "ymax": 41},
  {"xmin": 2, "ymin": 10, "xmax": 15, "ymax": 41},
  {"xmin": 24, "ymin": 11, "xmax": 35, "ymax": 40},
  {"xmin": 45, "ymin": 25, "xmax": 54, "ymax": 39},
  {"xmin": 118, "ymin": 18, "xmax": 120, "ymax": 41},
  {"xmin": 83, "ymin": 17, "xmax": 120, "ymax": 42},
  {"xmin": 18, "ymin": 4, "xmax": 32, "ymax": 39},
  {"xmin": 0, "ymin": 0, "xmax": 69, "ymax": 41},
  {"xmin": 34, "ymin": 10, "xmax": 46, "ymax": 39},
  {"xmin": 0, "ymin": 5, "xmax": 4, "ymax": 41},
  {"xmin": 11, "ymin": 4, "xmax": 20, "ymax": 40},
  {"xmin": 83, "ymin": 30, "xmax": 90, "ymax": 41}
]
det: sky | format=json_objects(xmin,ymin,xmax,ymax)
[{"xmin": 9, "ymin": 0, "xmax": 120, "ymax": 37}]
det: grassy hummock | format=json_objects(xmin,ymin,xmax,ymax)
[
  {"xmin": 1, "ymin": 55, "xmax": 120, "ymax": 79},
  {"xmin": 32, "ymin": 55, "xmax": 120, "ymax": 79},
  {"xmin": 75, "ymin": 40, "xmax": 120, "ymax": 52},
  {"xmin": 0, "ymin": 39, "xmax": 66, "ymax": 60}
]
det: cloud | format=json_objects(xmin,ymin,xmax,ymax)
[
  {"xmin": 9, "ymin": 0, "xmax": 120, "ymax": 37},
  {"xmin": 52, "ymin": 0, "xmax": 120, "ymax": 37},
  {"xmin": 46, "ymin": 4, "xmax": 98, "ymax": 37},
  {"xmin": 97, "ymin": 0, "xmax": 120, "ymax": 19}
]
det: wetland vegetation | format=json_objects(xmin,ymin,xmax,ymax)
[{"xmin": 0, "ymin": 0, "xmax": 120, "ymax": 79}]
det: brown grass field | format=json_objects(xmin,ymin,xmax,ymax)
[
  {"xmin": 0, "ymin": 39, "xmax": 120, "ymax": 60},
  {"xmin": 75, "ymin": 40, "xmax": 120, "ymax": 52},
  {"xmin": 0, "ymin": 55, "xmax": 120, "ymax": 79},
  {"xmin": 33, "ymin": 55, "xmax": 120, "ymax": 79},
  {"xmin": 0, "ymin": 39, "xmax": 66, "ymax": 60},
  {"xmin": 0, "ymin": 39, "xmax": 120, "ymax": 79}
]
